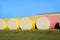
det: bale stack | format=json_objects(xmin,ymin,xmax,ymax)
[{"xmin": 0, "ymin": 12, "xmax": 60, "ymax": 30}]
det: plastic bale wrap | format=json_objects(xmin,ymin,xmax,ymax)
[
  {"xmin": 36, "ymin": 15, "xmax": 50, "ymax": 29},
  {"xmin": 44, "ymin": 13, "xmax": 60, "ymax": 29},
  {"xmin": 46, "ymin": 15, "xmax": 60, "ymax": 29},
  {"xmin": 0, "ymin": 19, "xmax": 7, "ymax": 30},
  {"xmin": 20, "ymin": 17, "xmax": 35, "ymax": 30},
  {"xmin": 27, "ymin": 16, "xmax": 36, "ymax": 30},
  {"xmin": 7, "ymin": 18, "xmax": 20, "ymax": 30}
]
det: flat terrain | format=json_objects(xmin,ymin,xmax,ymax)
[{"xmin": 0, "ymin": 29, "xmax": 60, "ymax": 40}]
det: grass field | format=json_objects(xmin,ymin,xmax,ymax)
[{"xmin": 0, "ymin": 29, "xmax": 60, "ymax": 40}]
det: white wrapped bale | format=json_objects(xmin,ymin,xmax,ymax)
[
  {"xmin": 20, "ymin": 17, "xmax": 35, "ymax": 30},
  {"xmin": 0, "ymin": 19, "xmax": 6, "ymax": 30},
  {"xmin": 36, "ymin": 17, "xmax": 50, "ymax": 29},
  {"xmin": 8, "ymin": 18, "xmax": 20, "ymax": 30}
]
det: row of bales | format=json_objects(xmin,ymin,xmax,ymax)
[{"xmin": 0, "ymin": 13, "xmax": 60, "ymax": 30}]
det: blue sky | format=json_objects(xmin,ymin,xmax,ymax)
[{"xmin": 0, "ymin": 0, "xmax": 60, "ymax": 18}]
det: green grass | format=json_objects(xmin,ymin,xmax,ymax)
[{"xmin": 0, "ymin": 29, "xmax": 60, "ymax": 40}]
